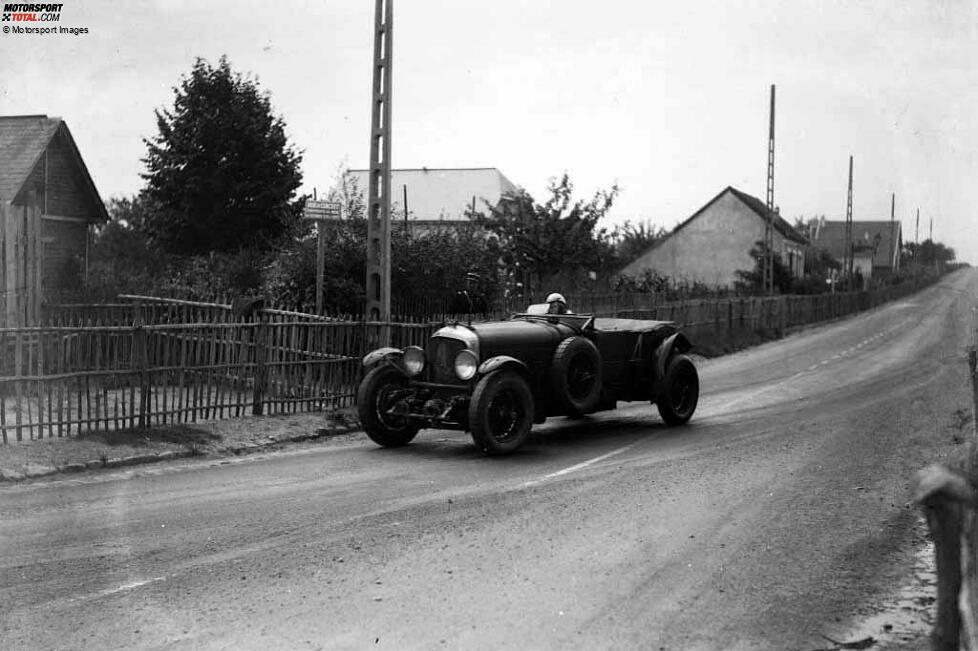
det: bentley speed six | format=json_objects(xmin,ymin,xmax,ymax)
[{"xmin": 356, "ymin": 306, "xmax": 699, "ymax": 455}]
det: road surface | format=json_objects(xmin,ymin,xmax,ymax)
[{"xmin": 2, "ymin": 270, "xmax": 975, "ymax": 650}]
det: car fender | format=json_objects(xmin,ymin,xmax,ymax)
[
  {"xmin": 362, "ymin": 347, "xmax": 403, "ymax": 369},
  {"xmin": 478, "ymin": 355, "xmax": 528, "ymax": 378},
  {"xmin": 654, "ymin": 333, "xmax": 692, "ymax": 380}
]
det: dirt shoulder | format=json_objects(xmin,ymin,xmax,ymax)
[{"xmin": 0, "ymin": 408, "xmax": 360, "ymax": 481}]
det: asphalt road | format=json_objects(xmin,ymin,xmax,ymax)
[{"xmin": 2, "ymin": 270, "xmax": 976, "ymax": 651}]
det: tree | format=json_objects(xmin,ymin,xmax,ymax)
[
  {"xmin": 608, "ymin": 220, "xmax": 667, "ymax": 267},
  {"xmin": 904, "ymin": 239, "xmax": 956, "ymax": 267},
  {"xmin": 734, "ymin": 241, "xmax": 794, "ymax": 294},
  {"xmin": 473, "ymin": 174, "xmax": 619, "ymax": 296},
  {"xmin": 142, "ymin": 56, "xmax": 303, "ymax": 254},
  {"xmin": 391, "ymin": 227, "xmax": 500, "ymax": 311},
  {"xmin": 76, "ymin": 194, "xmax": 166, "ymax": 298}
]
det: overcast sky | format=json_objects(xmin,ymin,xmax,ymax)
[{"xmin": 2, "ymin": 0, "xmax": 975, "ymax": 261}]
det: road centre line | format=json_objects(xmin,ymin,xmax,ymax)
[
  {"xmin": 524, "ymin": 443, "xmax": 638, "ymax": 487},
  {"xmin": 71, "ymin": 576, "xmax": 167, "ymax": 603}
]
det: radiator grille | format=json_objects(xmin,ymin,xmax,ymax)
[{"xmin": 426, "ymin": 337, "xmax": 466, "ymax": 384}]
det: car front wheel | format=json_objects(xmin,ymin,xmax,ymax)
[
  {"xmin": 469, "ymin": 371, "xmax": 534, "ymax": 455},
  {"xmin": 357, "ymin": 365, "xmax": 421, "ymax": 447},
  {"xmin": 656, "ymin": 354, "xmax": 699, "ymax": 426}
]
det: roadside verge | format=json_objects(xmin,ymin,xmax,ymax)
[{"xmin": 0, "ymin": 409, "xmax": 361, "ymax": 482}]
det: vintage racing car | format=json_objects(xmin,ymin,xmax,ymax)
[{"xmin": 356, "ymin": 305, "xmax": 699, "ymax": 455}]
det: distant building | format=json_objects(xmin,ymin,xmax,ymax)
[
  {"xmin": 622, "ymin": 186, "xmax": 807, "ymax": 288},
  {"xmin": 1, "ymin": 115, "xmax": 108, "ymax": 326},
  {"xmin": 345, "ymin": 167, "xmax": 517, "ymax": 235},
  {"xmin": 811, "ymin": 219, "xmax": 903, "ymax": 282}
]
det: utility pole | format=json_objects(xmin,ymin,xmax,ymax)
[
  {"xmin": 764, "ymin": 84, "xmax": 776, "ymax": 295},
  {"xmin": 366, "ymin": 0, "xmax": 393, "ymax": 340},
  {"xmin": 915, "ymin": 208, "xmax": 920, "ymax": 260},
  {"xmin": 844, "ymin": 155, "xmax": 854, "ymax": 289},
  {"xmin": 889, "ymin": 193, "xmax": 896, "ymax": 274},
  {"xmin": 403, "ymin": 184, "xmax": 408, "ymax": 230},
  {"xmin": 929, "ymin": 216, "xmax": 935, "ymax": 272}
]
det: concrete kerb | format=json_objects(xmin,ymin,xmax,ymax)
[{"xmin": 0, "ymin": 424, "xmax": 360, "ymax": 483}]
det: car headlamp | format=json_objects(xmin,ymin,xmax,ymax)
[
  {"xmin": 454, "ymin": 349, "xmax": 478, "ymax": 381},
  {"xmin": 403, "ymin": 346, "xmax": 425, "ymax": 376}
]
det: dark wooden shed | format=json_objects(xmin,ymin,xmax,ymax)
[{"xmin": 0, "ymin": 115, "xmax": 108, "ymax": 326}]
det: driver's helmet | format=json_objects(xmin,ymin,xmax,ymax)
[{"xmin": 546, "ymin": 292, "xmax": 568, "ymax": 314}]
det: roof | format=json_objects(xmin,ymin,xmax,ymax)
[
  {"xmin": 813, "ymin": 220, "xmax": 903, "ymax": 266},
  {"xmin": 0, "ymin": 114, "xmax": 107, "ymax": 221},
  {"xmin": 649, "ymin": 186, "xmax": 808, "ymax": 254},
  {"xmin": 345, "ymin": 167, "xmax": 517, "ymax": 221}
]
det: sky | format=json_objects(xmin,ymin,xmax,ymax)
[{"xmin": 1, "ymin": 0, "xmax": 976, "ymax": 261}]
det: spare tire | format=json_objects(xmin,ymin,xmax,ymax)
[{"xmin": 550, "ymin": 336, "xmax": 603, "ymax": 415}]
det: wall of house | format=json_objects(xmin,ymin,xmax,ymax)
[
  {"xmin": 3, "ymin": 197, "xmax": 42, "ymax": 326},
  {"xmin": 623, "ymin": 192, "xmax": 764, "ymax": 287},
  {"xmin": 783, "ymin": 240, "xmax": 805, "ymax": 277},
  {"xmin": 43, "ymin": 130, "xmax": 95, "ymax": 219},
  {"xmin": 20, "ymin": 130, "xmax": 93, "ymax": 301},
  {"xmin": 623, "ymin": 191, "xmax": 807, "ymax": 288},
  {"xmin": 41, "ymin": 218, "xmax": 87, "ymax": 292}
]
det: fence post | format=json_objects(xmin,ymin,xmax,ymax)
[
  {"xmin": 780, "ymin": 296, "xmax": 787, "ymax": 335},
  {"xmin": 965, "ymin": 349, "xmax": 978, "ymax": 649},
  {"xmin": 14, "ymin": 330, "xmax": 23, "ymax": 441},
  {"xmin": 926, "ymin": 492, "xmax": 963, "ymax": 651},
  {"xmin": 252, "ymin": 312, "xmax": 269, "ymax": 416},
  {"xmin": 134, "ymin": 325, "xmax": 150, "ymax": 429},
  {"xmin": 915, "ymin": 464, "xmax": 975, "ymax": 651}
]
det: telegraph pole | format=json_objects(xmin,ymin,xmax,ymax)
[
  {"xmin": 889, "ymin": 193, "xmax": 896, "ymax": 273},
  {"xmin": 915, "ymin": 208, "xmax": 920, "ymax": 251},
  {"xmin": 764, "ymin": 84, "xmax": 776, "ymax": 294},
  {"xmin": 366, "ymin": 0, "xmax": 393, "ymax": 341},
  {"xmin": 844, "ymin": 155, "xmax": 854, "ymax": 289}
]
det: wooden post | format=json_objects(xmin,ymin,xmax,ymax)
[
  {"xmin": 14, "ymin": 330, "xmax": 23, "ymax": 441},
  {"xmin": 316, "ymin": 223, "xmax": 325, "ymax": 315},
  {"xmin": 252, "ymin": 313, "xmax": 268, "ymax": 416},
  {"xmin": 134, "ymin": 325, "xmax": 149, "ymax": 429},
  {"xmin": 928, "ymin": 497, "xmax": 963, "ymax": 651},
  {"xmin": 915, "ymin": 464, "xmax": 977, "ymax": 651},
  {"xmin": 780, "ymin": 295, "xmax": 787, "ymax": 336},
  {"xmin": 964, "ymin": 350, "xmax": 978, "ymax": 648}
]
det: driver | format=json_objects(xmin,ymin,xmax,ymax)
[{"xmin": 546, "ymin": 292, "xmax": 572, "ymax": 315}]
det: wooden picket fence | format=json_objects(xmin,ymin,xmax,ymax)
[
  {"xmin": 0, "ymin": 312, "xmax": 434, "ymax": 443},
  {"xmin": 0, "ymin": 274, "xmax": 940, "ymax": 444},
  {"xmin": 387, "ymin": 276, "xmax": 936, "ymax": 325}
]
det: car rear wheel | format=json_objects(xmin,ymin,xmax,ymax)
[
  {"xmin": 551, "ymin": 336, "xmax": 603, "ymax": 415},
  {"xmin": 357, "ymin": 365, "xmax": 421, "ymax": 447},
  {"xmin": 656, "ymin": 354, "xmax": 699, "ymax": 425},
  {"xmin": 469, "ymin": 371, "xmax": 534, "ymax": 455}
]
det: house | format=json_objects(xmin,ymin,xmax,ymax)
[
  {"xmin": 622, "ymin": 186, "xmax": 808, "ymax": 288},
  {"xmin": 1, "ymin": 115, "xmax": 108, "ymax": 326},
  {"xmin": 344, "ymin": 167, "xmax": 517, "ymax": 235},
  {"xmin": 810, "ymin": 219, "xmax": 902, "ymax": 282}
]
